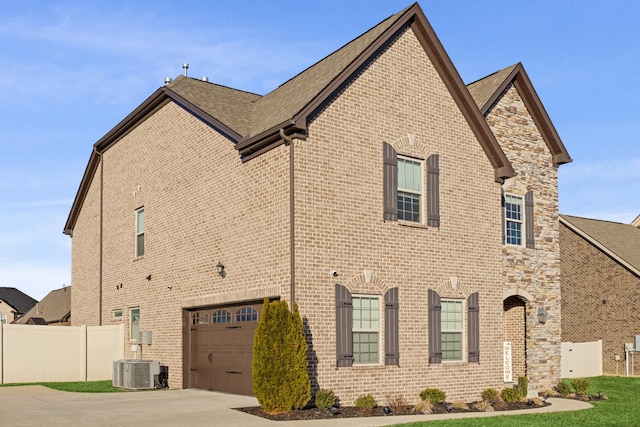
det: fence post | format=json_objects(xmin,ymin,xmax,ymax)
[{"xmin": 81, "ymin": 325, "xmax": 87, "ymax": 382}]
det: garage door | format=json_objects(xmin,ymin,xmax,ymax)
[{"xmin": 189, "ymin": 302, "xmax": 262, "ymax": 395}]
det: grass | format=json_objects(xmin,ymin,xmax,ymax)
[
  {"xmin": 0, "ymin": 380, "xmax": 127, "ymax": 393},
  {"xmin": 393, "ymin": 376, "xmax": 638, "ymax": 427}
]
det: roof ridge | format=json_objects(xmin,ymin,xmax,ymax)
[
  {"xmin": 466, "ymin": 63, "xmax": 520, "ymax": 87},
  {"xmin": 170, "ymin": 75, "xmax": 263, "ymax": 98},
  {"xmin": 561, "ymin": 214, "xmax": 629, "ymax": 226}
]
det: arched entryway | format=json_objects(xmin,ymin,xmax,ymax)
[{"xmin": 503, "ymin": 295, "xmax": 527, "ymax": 382}]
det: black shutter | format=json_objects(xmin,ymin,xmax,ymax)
[
  {"xmin": 335, "ymin": 284, "xmax": 353, "ymax": 367},
  {"xmin": 383, "ymin": 142, "xmax": 398, "ymax": 221},
  {"xmin": 427, "ymin": 154, "xmax": 440, "ymax": 227},
  {"xmin": 428, "ymin": 289, "xmax": 442, "ymax": 364},
  {"xmin": 501, "ymin": 188, "xmax": 506, "ymax": 244},
  {"xmin": 525, "ymin": 190, "xmax": 535, "ymax": 248},
  {"xmin": 384, "ymin": 287, "xmax": 399, "ymax": 365},
  {"xmin": 467, "ymin": 292, "xmax": 480, "ymax": 363}
]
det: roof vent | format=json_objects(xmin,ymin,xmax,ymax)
[
  {"xmin": 201, "ymin": 76, "xmax": 209, "ymax": 82},
  {"xmin": 164, "ymin": 77, "xmax": 172, "ymax": 85},
  {"xmin": 182, "ymin": 63, "xmax": 189, "ymax": 76}
]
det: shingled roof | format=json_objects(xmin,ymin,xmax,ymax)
[
  {"xmin": 13, "ymin": 286, "xmax": 71, "ymax": 325},
  {"xmin": 466, "ymin": 62, "xmax": 572, "ymax": 166},
  {"xmin": 560, "ymin": 215, "xmax": 640, "ymax": 277},
  {"xmin": 0, "ymin": 287, "xmax": 37, "ymax": 314},
  {"xmin": 65, "ymin": 2, "xmax": 518, "ymax": 235}
]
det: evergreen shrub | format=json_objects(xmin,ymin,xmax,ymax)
[{"xmin": 252, "ymin": 298, "xmax": 311, "ymax": 413}]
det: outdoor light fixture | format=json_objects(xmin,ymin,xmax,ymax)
[
  {"xmin": 216, "ymin": 261, "xmax": 225, "ymax": 278},
  {"xmin": 537, "ymin": 306, "xmax": 548, "ymax": 324}
]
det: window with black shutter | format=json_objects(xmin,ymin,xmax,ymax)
[
  {"xmin": 427, "ymin": 154, "xmax": 440, "ymax": 227},
  {"xmin": 428, "ymin": 289, "xmax": 442, "ymax": 364},
  {"xmin": 467, "ymin": 292, "xmax": 480, "ymax": 363},
  {"xmin": 525, "ymin": 190, "xmax": 535, "ymax": 248},
  {"xmin": 383, "ymin": 142, "xmax": 398, "ymax": 221},
  {"xmin": 335, "ymin": 284, "xmax": 353, "ymax": 367},
  {"xmin": 384, "ymin": 287, "xmax": 399, "ymax": 365}
]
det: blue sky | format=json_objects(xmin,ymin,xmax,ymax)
[{"xmin": 1, "ymin": 1, "xmax": 638, "ymax": 300}]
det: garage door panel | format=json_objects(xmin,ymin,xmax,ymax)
[{"xmin": 189, "ymin": 302, "xmax": 262, "ymax": 395}]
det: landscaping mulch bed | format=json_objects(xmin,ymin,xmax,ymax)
[{"xmin": 235, "ymin": 400, "xmax": 549, "ymax": 421}]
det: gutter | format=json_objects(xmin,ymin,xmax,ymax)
[
  {"xmin": 94, "ymin": 147, "xmax": 104, "ymax": 326},
  {"xmin": 280, "ymin": 128, "xmax": 296, "ymax": 308}
]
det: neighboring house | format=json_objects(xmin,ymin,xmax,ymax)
[
  {"xmin": 0, "ymin": 287, "xmax": 37, "ymax": 324},
  {"xmin": 560, "ymin": 215, "xmax": 640, "ymax": 375},
  {"xmin": 13, "ymin": 286, "xmax": 71, "ymax": 326},
  {"xmin": 64, "ymin": 3, "xmax": 570, "ymax": 401}
]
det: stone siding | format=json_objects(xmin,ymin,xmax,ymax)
[{"xmin": 485, "ymin": 84, "xmax": 562, "ymax": 390}]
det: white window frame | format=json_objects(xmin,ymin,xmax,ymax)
[
  {"xmin": 504, "ymin": 193, "xmax": 524, "ymax": 246},
  {"xmin": 441, "ymin": 299, "xmax": 463, "ymax": 361},
  {"xmin": 352, "ymin": 294, "xmax": 381, "ymax": 365},
  {"xmin": 135, "ymin": 207, "xmax": 145, "ymax": 257},
  {"xmin": 130, "ymin": 307, "xmax": 140, "ymax": 341},
  {"xmin": 0, "ymin": 313, "xmax": 7, "ymax": 324},
  {"xmin": 112, "ymin": 309, "xmax": 123, "ymax": 320},
  {"xmin": 397, "ymin": 156, "xmax": 424, "ymax": 223}
]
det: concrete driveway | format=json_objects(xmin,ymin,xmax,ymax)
[{"xmin": 0, "ymin": 385, "xmax": 592, "ymax": 427}]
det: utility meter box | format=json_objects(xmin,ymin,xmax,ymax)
[{"xmin": 625, "ymin": 343, "xmax": 634, "ymax": 351}]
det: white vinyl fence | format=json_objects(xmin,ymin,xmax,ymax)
[
  {"xmin": 0, "ymin": 323, "xmax": 124, "ymax": 384},
  {"xmin": 561, "ymin": 340, "xmax": 603, "ymax": 378}
]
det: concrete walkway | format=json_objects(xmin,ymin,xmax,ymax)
[{"xmin": 0, "ymin": 386, "xmax": 592, "ymax": 427}]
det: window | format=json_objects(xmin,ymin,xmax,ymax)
[
  {"xmin": 136, "ymin": 208, "xmax": 145, "ymax": 257},
  {"xmin": 212, "ymin": 309, "xmax": 231, "ymax": 324},
  {"xmin": 429, "ymin": 290, "xmax": 479, "ymax": 364},
  {"xmin": 191, "ymin": 311, "xmax": 209, "ymax": 325},
  {"xmin": 0, "ymin": 314, "xmax": 6, "ymax": 324},
  {"xmin": 504, "ymin": 194, "xmax": 523, "ymax": 246},
  {"xmin": 236, "ymin": 306, "xmax": 258, "ymax": 322},
  {"xmin": 441, "ymin": 299, "xmax": 463, "ymax": 361},
  {"xmin": 336, "ymin": 285, "xmax": 399, "ymax": 367},
  {"xmin": 397, "ymin": 156, "xmax": 423, "ymax": 222},
  {"xmin": 383, "ymin": 143, "xmax": 439, "ymax": 225},
  {"xmin": 112, "ymin": 309, "xmax": 123, "ymax": 320},
  {"xmin": 130, "ymin": 308, "xmax": 140, "ymax": 341},
  {"xmin": 352, "ymin": 296, "xmax": 380, "ymax": 364}
]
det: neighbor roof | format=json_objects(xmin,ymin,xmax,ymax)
[
  {"xmin": 467, "ymin": 63, "xmax": 572, "ymax": 166},
  {"xmin": 560, "ymin": 215, "xmax": 640, "ymax": 277},
  {"xmin": 65, "ymin": 2, "xmax": 519, "ymax": 235},
  {"xmin": 0, "ymin": 287, "xmax": 37, "ymax": 314},
  {"xmin": 13, "ymin": 286, "xmax": 71, "ymax": 325}
]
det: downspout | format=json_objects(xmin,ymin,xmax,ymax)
[
  {"xmin": 93, "ymin": 147, "xmax": 104, "ymax": 326},
  {"xmin": 280, "ymin": 129, "xmax": 295, "ymax": 308}
]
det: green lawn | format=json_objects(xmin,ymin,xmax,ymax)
[
  {"xmin": 0, "ymin": 380, "xmax": 126, "ymax": 393},
  {"xmin": 393, "ymin": 376, "xmax": 637, "ymax": 426}
]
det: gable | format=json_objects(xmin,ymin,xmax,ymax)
[
  {"xmin": 467, "ymin": 63, "xmax": 571, "ymax": 166},
  {"xmin": 65, "ymin": 3, "xmax": 516, "ymax": 235},
  {"xmin": 561, "ymin": 215, "xmax": 640, "ymax": 276}
]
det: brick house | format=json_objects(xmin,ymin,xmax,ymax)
[
  {"xmin": 0, "ymin": 287, "xmax": 37, "ymax": 324},
  {"xmin": 64, "ymin": 3, "xmax": 570, "ymax": 401},
  {"xmin": 560, "ymin": 214, "xmax": 640, "ymax": 375}
]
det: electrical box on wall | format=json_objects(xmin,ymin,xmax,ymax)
[
  {"xmin": 625, "ymin": 343, "xmax": 634, "ymax": 351},
  {"xmin": 615, "ymin": 354, "xmax": 621, "ymax": 361},
  {"xmin": 146, "ymin": 330, "xmax": 153, "ymax": 345}
]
